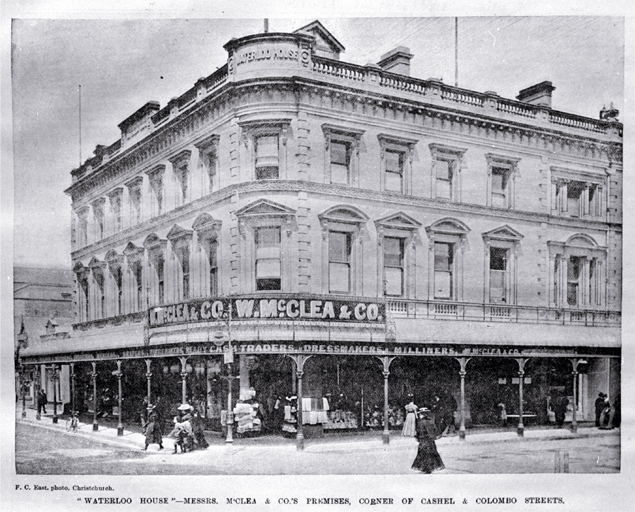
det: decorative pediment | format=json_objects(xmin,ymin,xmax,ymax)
[
  {"xmin": 167, "ymin": 149, "xmax": 192, "ymax": 167},
  {"xmin": 548, "ymin": 234, "xmax": 606, "ymax": 257},
  {"xmin": 193, "ymin": 133, "xmax": 220, "ymax": 151},
  {"xmin": 123, "ymin": 242, "xmax": 144, "ymax": 264},
  {"xmin": 426, "ymin": 218, "xmax": 470, "ymax": 237},
  {"xmin": 566, "ymin": 234, "xmax": 598, "ymax": 248},
  {"xmin": 294, "ymin": 20, "xmax": 345, "ymax": 55},
  {"xmin": 145, "ymin": 164, "xmax": 166, "ymax": 178},
  {"xmin": 192, "ymin": 213, "xmax": 222, "ymax": 239},
  {"xmin": 123, "ymin": 242, "xmax": 143, "ymax": 256},
  {"xmin": 375, "ymin": 212, "xmax": 422, "ymax": 231},
  {"xmin": 72, "ymin": 261, "xmax": 86, "ymax": 274},
  {"xmin": 87, "ymin": 256, "xmax": 105, "ymax": 271},
  {"xmin": 318, "ymin": 205, "xmax": 369, "ymax": 225},
  {"xmin": 235, "ymin": 199, "xmax": 296, "ymax": 218},
  {"xmin": 143, "ymin": 233, "xmax": 167, "ymax": 252},
  {"xmin": 482, "ymin": 225, "xmax": 524, "ymax": 243},
  {"xmin": 167, "ymin": 224, "xmax": 193, "ymax": 240},
  {"xmin": 105, "ymin": 249, "xmax": 124, "ymax": 266}
]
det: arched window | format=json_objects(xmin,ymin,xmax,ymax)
[
  {"xmin": 167, "ymin": 225, "xmax": 193, "ymax": 300},
  {"xmin": 425, "ymin": 218, "xmax": 470, "ymax": 301},
  {"xmin": 375, "ymin": 212, "xmax": 421, "ymax": 298},
  {"xmin": 144, "ymin": 233, "xmax": 167, "ymax": 306},
  {"xmin": 548, "ymin": 234, "xmax": 607, "ymax": 308},
  {"xmin": 124, "ymin": 242, "xmax": 145, "ymax": 312},
  {"xmin": 482, "ymin": 225, "xmax": 524, "ymax": 305},
  {"xmin": 236, "ymin": 199, "xmax": 296, "ymax": 293},
  {"xmin": 193, "ymin": 213, "xmax": 222, "ymax": 298},
  {"xmin": 318, "ymin": 205, "xmax": 369, "ymax": 295}
]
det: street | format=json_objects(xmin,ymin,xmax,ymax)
[{"xmin": 15, "ymin": 421, "xmax": 619, "ymax": 475}]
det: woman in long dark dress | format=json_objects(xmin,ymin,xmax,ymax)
[
  {"xmin": 143, "ymin": 405, "xmax": 164, "ymax": 451},
  {"xmin": 412, "ymin": 408, "xmax": 445, "ymax": 473}
]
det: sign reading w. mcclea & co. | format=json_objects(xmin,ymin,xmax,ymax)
[{"xmin": 148, "ymin": 297, "xmax": 385, "ymax": 328}]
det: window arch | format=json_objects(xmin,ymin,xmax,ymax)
[
  {"xmin": 106, "ymin": 249, "xmax": 125, "ymax": 316},
  {"xmin": 193, "ymin": 213, "xmax": 222, "ymax": 298},
  {"xmin": 124, "ymin": 242, "xmax": 145, "ymax": 312},
  {"xmin": 548, "ymin": 234, "xmax": 607, "ymax": 308},
  {"xmin": 167, "ymin": 225, "xmax": 193, "ymax": 301},
  {"xmin": 481, "ymin": 225, "xmax": 524, "ymax": 305},
  {"xmin": 144, "ymin": 233, "xmax": 167, "ymax": 305},
  {"xmin": 73, "ymin": 261, "xmax": 90, "ymax": 322},
  {"xmin": 375, "ymin": 212, "xmax": 421, "ymax": 298},
  {"xmin": 236, "ymin": 199, "xmax": 296, "ymax": 293},
  {"xmin": 425, "ymin": 218, "xmax": 470, "ymax": 301},
  {"xmin": 318, "ymin": 205, "xmax": 369, "ymax": 295},
  {"xmin": 88, "ymin": 256, "xmax": 106, "ymax": 319}
]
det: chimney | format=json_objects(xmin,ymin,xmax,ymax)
[
  {"xmin": 516, "ymin": 81, "xmax": 555, "ymax": 108},
  {"xmin": 600, "ymin": 102, "xmax": 619, "ymax": 122},
  {"xmin": 377, "ymin": 46, "xmax": 414, "ymax": 76}
]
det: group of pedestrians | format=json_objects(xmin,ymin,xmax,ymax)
[
  {"xmin": 142, "ymin": 401, "xmax": 209, "ymax": 453},
  {"xmin": 402, "ymin": 395, "xmax": 449, "ymax": 474}
]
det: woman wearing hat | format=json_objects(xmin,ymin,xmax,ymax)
[
  {"xmin": 411, "ymin": 407, "xmax": 445, "ymax": 473},
  {"xmin": 143, "ymin": 404, "xmax": 164, "ymax": 451}
]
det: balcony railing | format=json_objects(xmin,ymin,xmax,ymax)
[
  {"xmin": 311, "ymin": 56, "xmax": 615, "ymax": 137},
  {"xmin": 387, "ymin": 299, "xmax": 621, "ymax": 328}
]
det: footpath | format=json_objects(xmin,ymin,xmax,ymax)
[{"xmin": 15, "ymin": 405, "xmax": 617, "ymax": 454}]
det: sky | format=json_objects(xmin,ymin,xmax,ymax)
[{"xmin": 10, "ymin": 16, "xmax": 625, "ymax": 269}]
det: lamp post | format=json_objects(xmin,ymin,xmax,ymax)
[
  {"xmin": 456, "ymin": 357, "xmax": 470, "ymax": 440},
  {"xmin": 70, "ymin": 363, "xmax": 76, "ymax": 417},
  {"xmin": 218, "ymin": 302, "xmax": 234, "ymax": 444},
  {"xmin": 91, "ymin": 361, "xmax": 99, "ymax": 431},
  {"xmin": 115, "ymin": 360, "xmax": 124, "ymax": 436},
  {"xmin": 52, "ymin": 365, "xmax": 59, "ymax": 424}
]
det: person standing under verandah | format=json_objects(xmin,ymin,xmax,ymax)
[
  {"xmin": 402, "ymin": 395, "xmax": 417, "ymax": 437},
  {"xmin": 37, "ymin": 389, "xmax": 48, "ymax": 416}
]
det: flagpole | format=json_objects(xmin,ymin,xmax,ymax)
[
  {"xmin": 455, "ymin": 18, "xmax": 459, "ymax": 87},
  {"xmin": 78, "ymin": 84, "xmax": 82, "ymax": 165}
]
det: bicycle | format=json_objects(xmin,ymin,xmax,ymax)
[{"xmin": 66, "ymin": 412, "xmax": 79, "ymax": 433}]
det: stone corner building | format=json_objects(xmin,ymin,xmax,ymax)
[{"xmin": 20, "ymin": 20, "xmax": 621, "ymax": 444}]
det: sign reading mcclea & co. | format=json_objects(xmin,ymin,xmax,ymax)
[{"xmin": 148, "ymin": 297, "xmax": 385, "ymax": 328}]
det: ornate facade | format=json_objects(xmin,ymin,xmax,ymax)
[{"xmin": 20, "ymin": 21, "xmax": 621, "ymax": 444}]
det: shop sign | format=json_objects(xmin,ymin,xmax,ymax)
[
  {"xmin": 148, "ymin": 297, "xmax": 385, "ymax": 327},
  {"xmin": 235, "ymin": 47, "xmax": 299, "ymax": 66}
]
